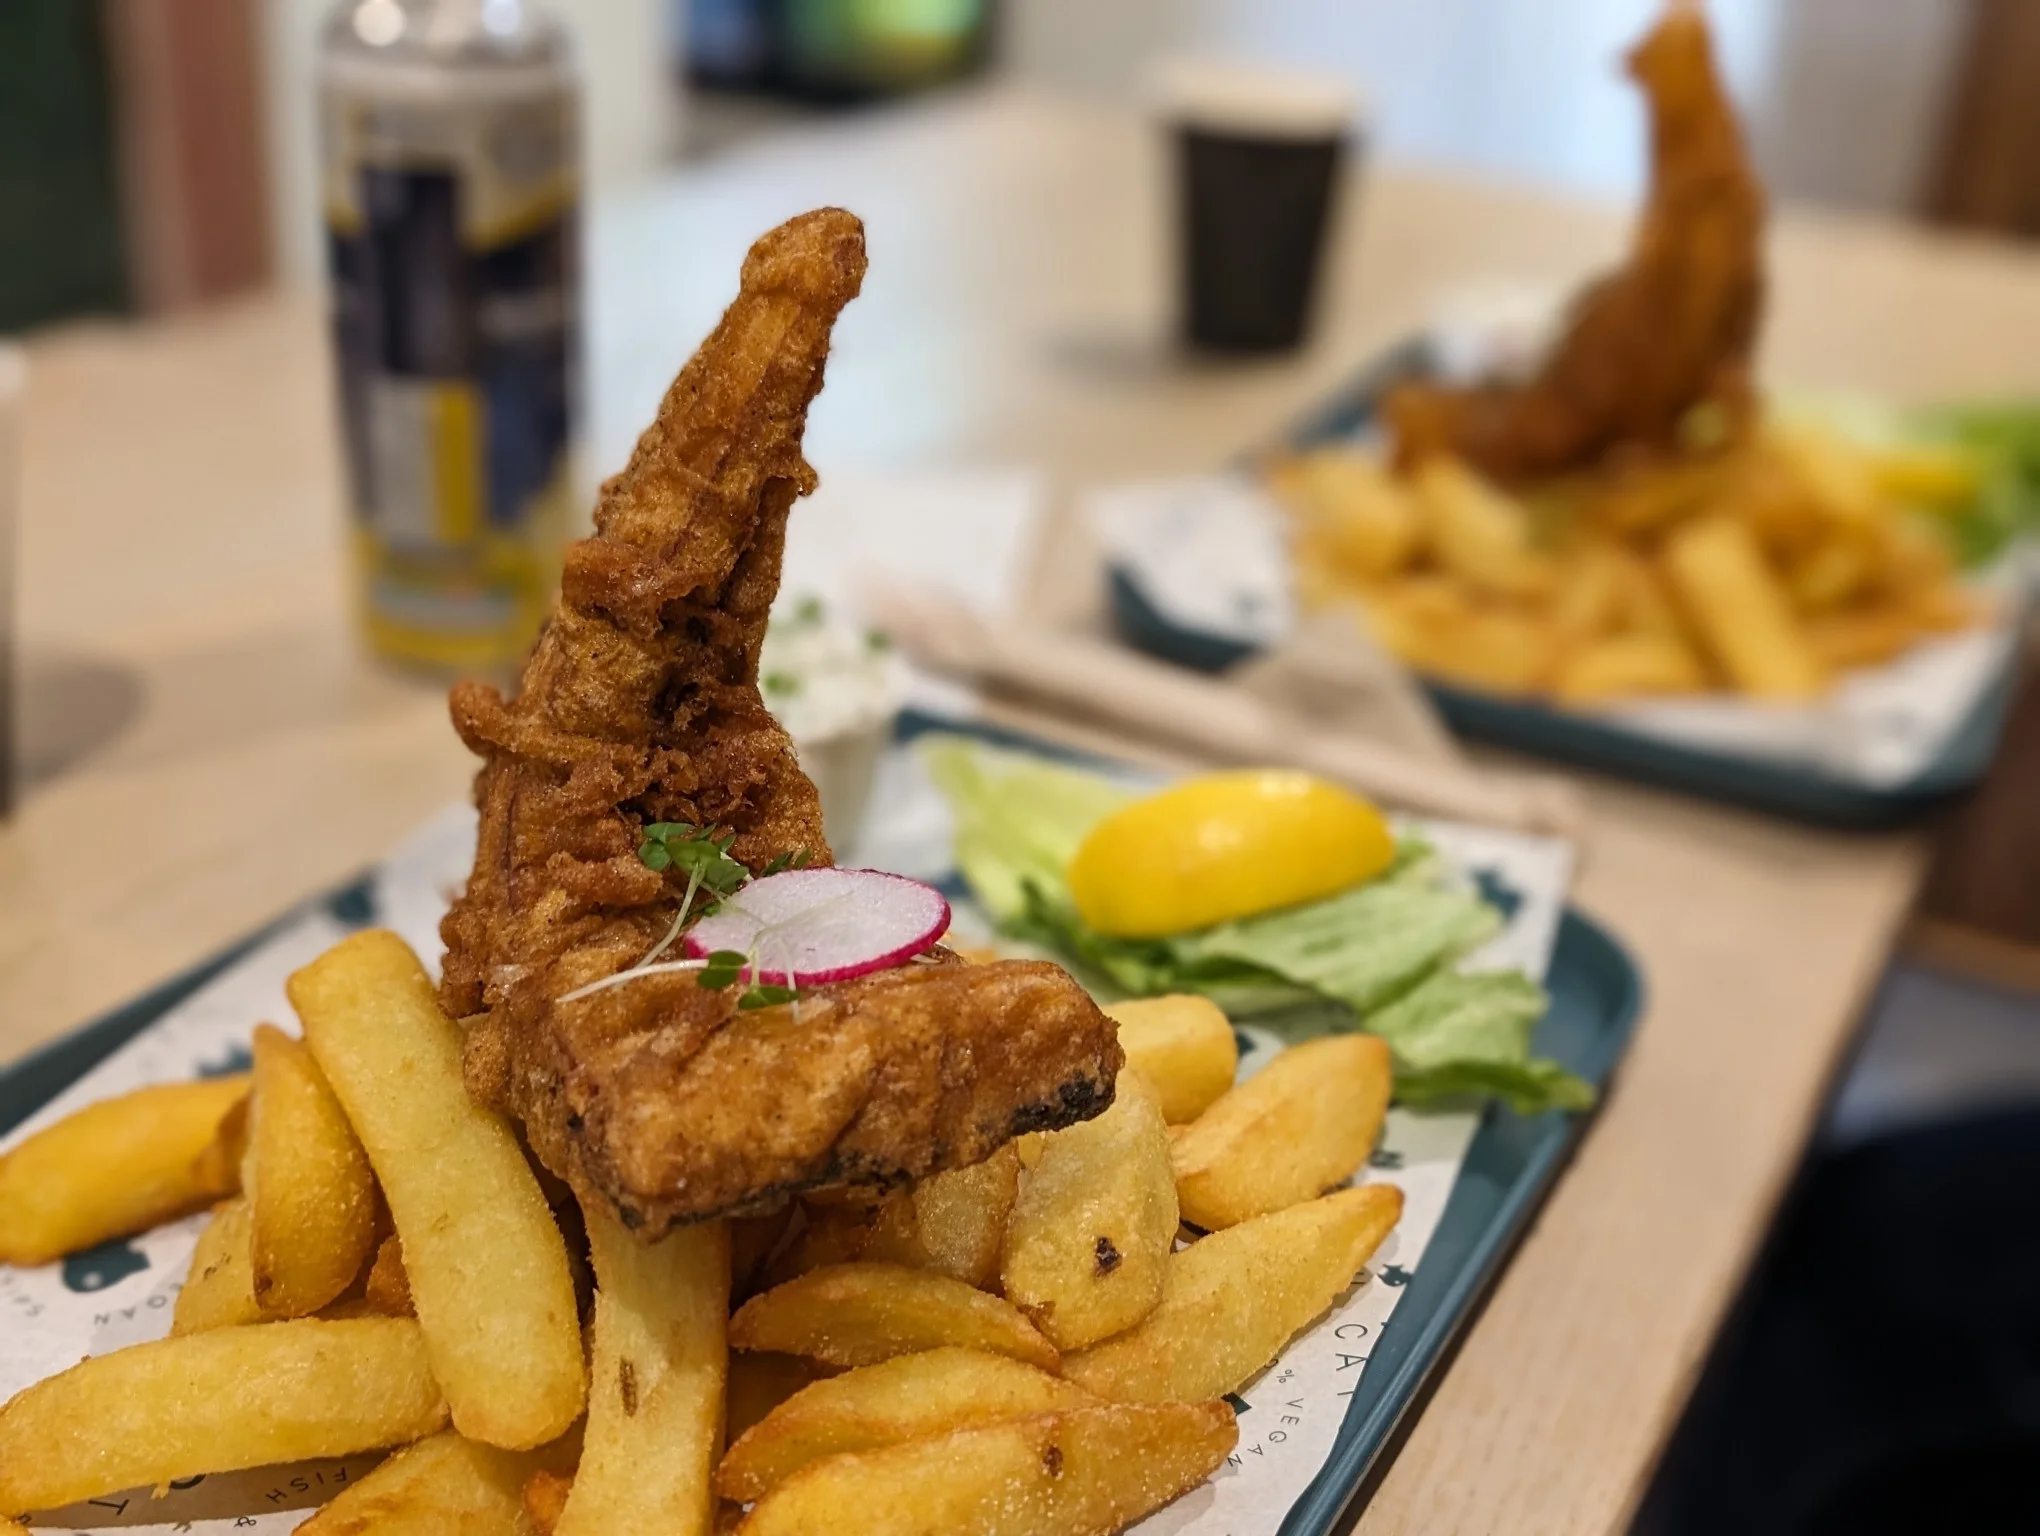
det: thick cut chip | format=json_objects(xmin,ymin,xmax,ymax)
[
  {"xmin": 557, "ymin": 1207, "xmax": 729, "ymax": 1536},
  {"xmin": 863, "ymin": 1143, "xmax": 1021, "ymax": 1288},
  {"xmin": 1104, "ymin": 997, "xmax": 1238, "ymax": 1125},
  {"xmin": 1662, "ymin": 515, "xmax": 1824, "ymax": 699},
  {"xmin": 736, "ymin": 1400, "xmax": 1236, "ymax": 1536},
  {"xmin": 1064, "ymin": 1185, "xmax": 1403, "ymax": 1403},
  {"xmin": 0, "ymin": 1076, "xmax": 248, "ymax": 1265},
  {"xmin": 250, "ymin": 1023, "xmax": 379, "ymax": 1318},
  {"xmin": 296, "ymin": 1428, "xmax": 574, "ymax": 1535},
  {"xmin": 1360, "ymin": 576, "xmax": 1561, "ymax": 695},
  {"xmin": 717, "ymin": 1347, "xmax": 1093, "ymax": 1503},
  {"xmin": 1001, "ymin": 1071, "xmax": 1177, "ymax": 1350},
  {"xmin": 364, "ymin": 1233, "xmax": 415, "ymax": 1316},
  {"xmin": 525, "ymin": 1468, "xmax": 573, "ymax": 1536},
  {"xmin": 1554, "ymin": 632, "xmax": 1709, "ymax": 702},
  {"xmin": 1549, "ymin": 540, "xmax": 1628, "ymax": 639},
  {"xmin": 1411, "ymin": 458, "xmax": 1554, "ymax": 598},
  {"xmin": 726, "ymin": 1352, "xmax": 822, "ymax": 1445},
  {"xmin": 1272, "ymin": 447, "xmax": 1422, "ymax": 581},
  {"xmin": 1171, "ymin": 1035, "xmax": 1392, "ymax": 1231},
  {"xmin": 172, "ymin": 1196, "xmax": 262, "ymax": 1334},
  {"xmin": 0, "ymin": 1318, "xmax": 447, "ymax": 1513},
  {"xmin": 290, "ymin": 930, "xmax": 585, "ymax": 1449},
  {"xmin": 730, "ymin": 1262, "xmax": 1059, "ymax": 1371},
  {"xmin": 189, "ymin": 1093, "xmax": 251, "ymax": 1201},
  {"xmin": 1803, "ymin": 602, "xmax": 1914, "ymax": 671},
  {"xmin": 760, "ymin": 1198, "xmax": 884, "ymax": 1291},
  {"xmin": 730, "ymin": 1208, "xmax": 795, "ymax": 1300}
]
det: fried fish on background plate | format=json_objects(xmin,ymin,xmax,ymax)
[
  {"xmin": 1386, "ymin": 3, "xmax": 1765, "ymax": 481},
  {"xmin": 440, "ymin": 207, "xmax": 1122, "ymax": 1237}
]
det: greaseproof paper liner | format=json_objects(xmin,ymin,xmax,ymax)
[
  {"xmin": 0, "ymin": 744, "xmax": 1572, "ymax": 1534},
  {"xmin": 1094, "ymin": 473, "xmax": 2024, "ymax": 790}
]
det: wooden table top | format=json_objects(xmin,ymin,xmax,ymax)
[{"xmin": 12, "ymin": 87, "xmax": 2040, "ymax": 1533}]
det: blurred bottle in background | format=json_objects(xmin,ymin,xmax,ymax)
[{"xmin": 320, "ymin": 0, "xmax": 579, "ymax": 673}]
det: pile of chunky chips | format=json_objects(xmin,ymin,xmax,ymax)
[
  {"xmin": 1275, "ymin": 425, "xmax": 1983, "ymax": 704},
  {"xmin": 0, "ymin": 943, "xmax": 1404, "ymax": 1536}
]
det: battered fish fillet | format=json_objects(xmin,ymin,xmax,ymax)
[
  {"xmin": 439, "ymin": 208, "xmax": 1122, "ymax": 1236},
  {"xmin": 1387, "ymin": 3, "xmax": 1765, "ymax": 480}
]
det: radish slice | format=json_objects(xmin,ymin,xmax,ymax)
[{"xmin": 681, "ymin": 868, "xmax": 951, "ymax": 987}]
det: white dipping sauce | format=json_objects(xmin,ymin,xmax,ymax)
[
  {"xmin": 759, "ymin": 596, "xmax": 905, "ymax": 741},
  {"xmin": 760, "ymin": 597, "xmax": 906, "ymax": 853}
]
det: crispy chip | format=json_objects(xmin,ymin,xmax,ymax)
[
  {"xmin": 525, "ymin": 1470, "xmax": 573, "ymax": 1535},
  {"xmin": 556, "ymin": 1207, "xmax": 727, "ymax": 1536},
  {"xmin": 290, "ymin": 931, "xmax": 585, "ymax": 1449},
  {"xmin": 1662, "ymin": 516, "xmax": 1825, "ymax": 698},
  {"xmin": 1103, "ymin": 997, "xmax": 1238, "ymax": 1125},
  {"xmin": 1065, "ymin": 1185, "xmax": 1403, "ymax": 1403},
  {"xmin": 172, "ymin": 1196, "xmax": 262, "ymax": 1334},
  {"xmin": 1001, "ymin": 1071, "xmax": 1177, "ymax": 1350},
  {"xmin": 0, "ymin": 1076, "xmax": 249, "ymax": 1266},
  {"xmin": 1171, "ymin": 1035, "xmax": 1392, "ymax": 1231},
  {"xmin": 731, "ymin": 1262, "xmax": 1059, "ymax": 1372},
  {"xmin": 717, "ymin": 1347, "xmax": 1093, "ymax": 1503},
  {"xmin": 0, "ymin": 1319, "xmax": 447, "ymax": 1512},
  {"xmin": 864, "ymin": 1144, "xmax": 1022, "ymax": 1289},
  {"xmin": 1554, "ymin": 632, "xmax": 1710, "ymax": 702},
  {"xmin": 726, "ymin": 1352, "xmax": 824, "ymax": 1445},
  {"xmin": 736, "ymin": 1401, "xmax": 1236, "ymax": 1536},
  {"xmin": 298, "ymin": 1428, "xmax": 574, "ymax": 1536},
  {"xmin": 250, "ymin": 1024, "xmax": 379, "ymax": 1318},
  {"xmin": 363, "ymin": 1233, "xmax": 415, "ymax": 1317}
]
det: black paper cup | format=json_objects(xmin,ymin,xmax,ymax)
[{"xmin": 1155, "ymin": 61, "xmax": 1359, "ymax": 355}]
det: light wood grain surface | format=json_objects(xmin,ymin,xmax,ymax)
[{"xmin": 10, "ymin": 87, "xmax": 2038, "ymax": 1533}]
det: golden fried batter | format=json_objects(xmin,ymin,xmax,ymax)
[
  {"xmin": 1387, "ymin": 4, "xmax": 1765, "ymax": 480},
  {"xmin": 439, "ymin": 208, "xmax": 1122, "ymax": 1235}
]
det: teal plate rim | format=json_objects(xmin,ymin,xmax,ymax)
[{"xmin": 0, "ymin": 709, "xmax": 1645, "ymax": 1536}]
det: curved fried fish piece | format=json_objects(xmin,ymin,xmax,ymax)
[
  {"xmin": 1387, "ymin": 3, "xmax": 1765, "ymax": 480},
  {"xmin": 439, "ymin": 208, "xmax": 1121, "ymax": 1236}
]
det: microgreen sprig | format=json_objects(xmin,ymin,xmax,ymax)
[
  {"xmin": 637, "ymin": 823, "xmax": 750, "ymax": 898},
  {"xmin": 758, "ymin": 847, "xmax": 816, "ymax": 878},
  {"xmin": 695, "ymin": 949, "xmax": 750, "ymax": 990},
  {"xmin": 629, "ymin": 824, "xmax": 752, "ymax": 974},
  {"xmin": 695, "ymin": 948, "xmax": 803, "ymax": 1011}
]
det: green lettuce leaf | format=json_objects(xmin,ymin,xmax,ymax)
[
  {"xmin": 1366, "ymin": 969, "xmax": 1593, "ymax": 1113},
  {"xmin": 1396, "ymin": 1057, "xmax": 1596, "ymax": 1115},
  {"xmin": 1786, "ymin": 393, "xmax": 2040, "ymax": 569},
  {"xmin": 1177, "ymin": 862, "xmax": 1499, "ymax": 1016},
  {"xmin": 1913, "ymin": 401, "xmax": 2040, "ymax": 567},
  {"xmin": 1009, "ymin": 880, "xmax": 1326, "ymax": 1014},
  {"xmin": 922, "ymin": 736, "xmax": 1593, "ymax": 1115},
  {"xmin": 920, "ymin": 736, "xmax": 1131, "ymax": 925}
]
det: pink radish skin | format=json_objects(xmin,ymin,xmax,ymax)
[{"xmin": 681, "ymin": 867, "xmax": 952, "ymax": 987}]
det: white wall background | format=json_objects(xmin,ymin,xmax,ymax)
[
  {"xmin": 1004, "ymin": 0, "xmax": 1966, "ymax": 211},
  {"xmin": 259, "ymin": 0, "xmax": 1969, "ymax": 288},
  {"xmin": 1750, "ymin": 0, "xmax": 1968, "ymax": 213}
]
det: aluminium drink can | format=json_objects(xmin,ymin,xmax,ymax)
[{"xmin": 318, "ymin": 0, "xmax": 579, "ymax": 670}]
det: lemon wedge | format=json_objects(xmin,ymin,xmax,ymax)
[{"xmin": 1068, "ymin": 770, "xmax": 1395, "ymax": 938}]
